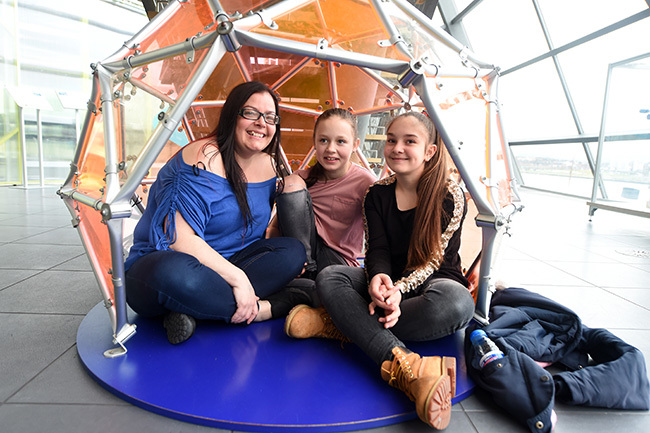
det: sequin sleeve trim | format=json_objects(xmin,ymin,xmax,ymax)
[{"xmin": 395, "ymin": 180, "xmax": 465, "ymax": 293}]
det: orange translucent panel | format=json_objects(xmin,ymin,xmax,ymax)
[
  {"xmin": 75, "ymin": 204, "xmax": 114, "ymax": 304},
  {"xmin": 76, "ymin": 113, "xmax": 107, "ymax": 198},
  {"xmin": 220, "ymin": 0, "xmax": 284, "ymax": 15},
  {"xmin": 137, "ymin": 0, "xmax": 215, "ymax": 54},
  {"xmin": 278, "ymin": 111, "xmax": 318, "ymax": 170}
]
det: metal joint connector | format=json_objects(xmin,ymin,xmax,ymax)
[{"xmin": 397, "ymin": 59, "xmax": 424, "ymax": 88}]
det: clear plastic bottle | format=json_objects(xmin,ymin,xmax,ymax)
[{"xmin": 470, "ymin": 329, "xmax": 504, "ymax": 368}]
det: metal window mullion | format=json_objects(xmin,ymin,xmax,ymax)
[
  {"xmin": 436, "ymin": 0, "xmax": 473, "ymax": 52},
  {"xmin": 590, "ymin": 61, "xmax": 615, "ymax": 213},
  {"xmin": 531, "ymin": 0, "xmax": 607, "ymax": 197},
  {"xmin": 502, "ymin": 8, "xmax": 650, "ymax": 76},
  {"xmin": 450, "ymin": 0, "xmax": 485, "ymax": 26}
]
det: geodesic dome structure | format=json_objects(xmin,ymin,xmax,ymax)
[{"xmin": 58, "ymin": 0, "xmax": 519, "ymax": 356}]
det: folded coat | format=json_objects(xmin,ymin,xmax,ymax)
[{"xmin": 465, "ymin": 287, "xmax": 649, "ymax": 433}]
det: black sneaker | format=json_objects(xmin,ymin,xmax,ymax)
[{"xmin": 163, "ymin": 312, "xmax": 196, "ymax": 344}]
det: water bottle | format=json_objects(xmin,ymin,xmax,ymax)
[{"xmin": 470, "ymin": 329, "xmax": 504, "ymax": 368}]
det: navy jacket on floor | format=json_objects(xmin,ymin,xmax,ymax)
[{"xmin": 465, "ymin": 287, "xmax": 649, "ymax": 433}]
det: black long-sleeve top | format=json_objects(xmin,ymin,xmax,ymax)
[{"xmin": 363, "ymin": 176, "xmax": 469, "ymax": 289}]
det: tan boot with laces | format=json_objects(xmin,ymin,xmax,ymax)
[
  {"xmin": 284, "ymin": 305, "xmax": 350, "ymax": 342},
  {"xmin": 381, "ymin": 347, "xmax": 456, "ymax": 429}
]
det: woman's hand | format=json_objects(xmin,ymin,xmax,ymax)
[
  {"xmin": 171, "ymin": 212, "xmax": 261, "ymax": 324},
  {"xmin": 230, "ymin": 271, "xmax": 259, "ymax": 324},
  {"xmin": 230, "ymin": 272, "xmax": 259, "ymax": 324}
]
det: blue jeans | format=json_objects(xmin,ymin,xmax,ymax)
[
  {"xmin": 316, "ymin": 265, "xmax": 475, "ymax": 365},
  {"xmin": 125, "ymin": 237, "xmax": 305, "ymax": 322}
]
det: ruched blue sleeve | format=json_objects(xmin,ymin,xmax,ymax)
[{"xmin": 147, "ymin": 158, "xmax": 214, "ymax": 251}]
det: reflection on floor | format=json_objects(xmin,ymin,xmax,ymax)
[{"xmin": 0, "ymin": 185, "xmax": 649, "ymax": 433}]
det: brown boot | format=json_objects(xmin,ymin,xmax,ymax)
[
  {"xmin": 381, "ymin": 347, "xmax": 456, "ymax": 430},
  {"xmin": 284, "ymin": 305, "xmax": 350, "ymax": 342}
]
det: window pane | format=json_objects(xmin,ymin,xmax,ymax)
[
  {"xmin": 3, "ymin": 0, "xmax": 147, "ymax": 185},
  {"xmin": 461, "ymin": 0, "xmax": 549, "ymax": 70},
  {"xmin": 511, "ymin": 142, "xmax": 595, "ymax": 196},
  {"xmin": 592, "ymin": 54, "xmax": 650, "ymax": 211},
  {"xmin": 536, "ymin": 0, "xmax": 648, "ymax": 47},
  {"xmin": 557, "ymin": 18, "xmax": 650, "ymax": 133},
  {"xmin": 500, "ymin": 59, "xmax": 577, "ymax": 140}
]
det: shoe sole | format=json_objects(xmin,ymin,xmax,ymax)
[
  {"xmin": 163, "ymin": 312, "xmax": 196, "ymax": 345},
  {"xmin": 284, "ymin": 304, "xmax": 311, "ymax": 337},
  {"xmin": 423, "ymin": 356, "xmax": 455, "ymax": 430}
]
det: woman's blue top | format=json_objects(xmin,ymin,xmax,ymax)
[{"xmin": 124, "ymin": 150, "xmax": 276, "ymax": 271}]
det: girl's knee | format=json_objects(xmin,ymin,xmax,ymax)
[{"xmin": 283, "ymin": 174, "xmax": 307, "ymax": 193}]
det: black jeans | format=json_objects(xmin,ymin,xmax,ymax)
[{"xmin": 316, "ymin": 265, "xmax": 475, "ymax": 365}]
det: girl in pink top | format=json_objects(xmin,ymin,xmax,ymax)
[{"xmin": 273, "ymin": 108, "xmax": 376, "ymax": 279}]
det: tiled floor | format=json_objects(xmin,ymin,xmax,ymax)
[{"xmin": 0, "ymin": 185, "xmax": 648, "ymax": 433}]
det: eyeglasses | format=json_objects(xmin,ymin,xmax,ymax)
[{"xmin": 238, "ymin": 108, "xmax": 280, "ymax": 125}]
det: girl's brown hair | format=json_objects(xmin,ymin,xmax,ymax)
[
  {"xmin": 387, "ymin": 111, "xmax": 451, "ymax": 270},
  {"xmin": 303, "ymin": 108, "xmax": 358, "ymax": 188}
]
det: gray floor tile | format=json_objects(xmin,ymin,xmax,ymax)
[
  {"xmin": 0, "ymin": 243, "xmax": 85, "ymax": 270},
  {"xmin": 0, "ymin": 403, "xmax": 230, "ymax": 433},
  {"xmin": 551, "ymin": 411, "xmax": 650, "ymax": 433},
  {"xmin": 523, "ymin": 284, "xmax": 650, "ymax": 329},
  {"xmin": 550, "ymin": 261, "xmax": 650, "ymax": 289},
  {"xmin": 0, "ymin": 270, "xmax": 101, "ymax": 314},
  {"xmin": 0, "ymin": 269, "xmax": 42, "ymax": 291},
  {"xmin": 587, "ymin": 245, "xmax": 650, "ymax": 265},
  {"xmin": 14, "ymin": 226, "xmax": 82, "ymax": 246},
  {"xmin": 606, "ymin": 288, "xmax": 650, "ymax": 312},
  {"xmin": 0, "ymin": 225, "xmax": 54, "ymax": 243},
  {"xmin": 51, "ymin": 254, "xmax": 93, "ymax": 272},
  {"xmin": 0, "ymin": 313, "xmax": 82, "ymax": 401},
  {"xmin": 495, "ymin": 259, "xmax": 593, "ymax": 287},
  {"xmin": 464, "ymin": 408, "xmax": 530, "ymax": 433},
  {"xmin": 8, "ymin": 346, "xmax": 127, "ymax": 405},
  {"xmin": 1, "ymin": 212, "xmax": 72, "ymax": 229}
]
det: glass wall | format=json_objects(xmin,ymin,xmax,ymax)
[
  {"xmin": 0, "ymin": 0, "xmax": 147, "ymax": 185},
  {"xmin": 440, "ymin": 0, "xmax": 650, "ymax": 213},
  {"xmin": 590, "ymin": 54, "xmax": 650, "ymax": 213}
]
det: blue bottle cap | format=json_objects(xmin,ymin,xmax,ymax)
[{"xmin": 470, "ymin": 329, "xmax": 487, "ymax": 345}]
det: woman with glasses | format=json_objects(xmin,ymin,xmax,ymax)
[{"xmin": 124, "ymin": 81, "xmax": 307, "ymax": 344}]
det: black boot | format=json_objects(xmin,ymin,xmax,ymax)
[
  {"xmin": 275, "ymin": 189, "xmax": 317, "ymax": 275},
  {"xmin": 266, "ymin": 278, "xmax": 319, "ymax": 319}
]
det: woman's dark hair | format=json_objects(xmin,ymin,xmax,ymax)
[
  {"xmin": 303, "ymin": 108, "xmax": 358, "ymax": 188},
  {"xmin": 204, "ymin": 81, "xmax": 284, "ymax": 234}
]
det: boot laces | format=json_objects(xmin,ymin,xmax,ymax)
[
  {"xmin": 318, "ymin": 312, "xmax": 350, "ymax": 342},
  {"xmin": 387, "ymin": 353, "xmax": 416, "ymax": 398}
]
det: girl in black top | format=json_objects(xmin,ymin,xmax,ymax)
[{"xmin": 284, "ymin": 112, "xmax": 475, "ymax": 430}]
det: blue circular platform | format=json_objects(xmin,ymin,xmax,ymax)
[{"xmin": 77, "ymin": 302, "xmax": 475, "ymax": 432}]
